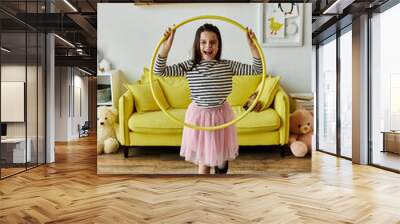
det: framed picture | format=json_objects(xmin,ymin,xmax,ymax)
[{"xmin": 258, "ymin": 3, "xmax": 304, "ymax": 47}]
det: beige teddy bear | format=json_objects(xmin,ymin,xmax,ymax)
[
  {"xmin": 97, "ymin": 106, "xmax": 119, "ymax": 154},
  {"xmin": 289, "ymin": 109, "xmax": 313, "ymax": 157}
]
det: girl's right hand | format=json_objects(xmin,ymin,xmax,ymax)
[{"xmin": 160, "ymin": 25, "xmax": 175, "ymax": 57}]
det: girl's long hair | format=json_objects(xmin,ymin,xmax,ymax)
[{"xmin": 192, "ymin": 23, "xmax": 222, "ymax": 67}]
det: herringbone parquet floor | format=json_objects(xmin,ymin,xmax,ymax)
[{"xmin": 0, "ymin": 135, "xmax": 399, "ymax": 223}]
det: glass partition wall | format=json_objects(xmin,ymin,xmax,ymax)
[
  {"xmin": 316, "ymin": 26, "xmax": 353, "ymax": 159},
  {"xmin": 0, "ymin": 2, "xmax": 46, "ymax": 179},
  {"xmin": 316, "ymin": 0, "xmax": 400, "ymax": 172},
  {"xmin": 339, "ymin": 27, "xmax": 352, "ymax": 159},
  {"xmin": 370, "ymin": 3, "xmax": 400, "ymax": 172},
  {"xmin": 317, "ymin": 35, "xmax": 337, "ymax": 155}
]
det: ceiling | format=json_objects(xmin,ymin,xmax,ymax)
[{"xmin": 0, "ymin": 0, "xmax": 392, "ymax": 75}]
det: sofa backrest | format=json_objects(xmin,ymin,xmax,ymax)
[
  {"xmin": 139, "ymin": 67, "xmax": 280, "ymax": 109},
  {"xmin": 228, "ymin": 75, "xmax": 261, "ymax": 106},
  {"xmin": 140, "ymin": 68, "xmax": 191, "ymax": 108}
]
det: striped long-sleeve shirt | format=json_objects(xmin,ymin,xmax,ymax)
[{"xmin": 154, "ymin": 55, "xmax": 263, "ymax": 108}]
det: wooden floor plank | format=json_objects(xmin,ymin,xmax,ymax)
[{"xmin": 0, "ymin": 135, "xmax": 399, "ymax": 223}]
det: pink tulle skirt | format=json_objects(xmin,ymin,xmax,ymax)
[{"xmin": 180, "ymin": 101, "xmax": 239, "ymax": 167}]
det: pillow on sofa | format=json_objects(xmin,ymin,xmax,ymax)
[
  {"xmin": 140, "ymin": 67, "xmax": 152, "ymax": 83},
  {"xmin": 140, "ymin": 67, "xmax": 163, "ymax": 83},
  {"xmin": 255, "ymin": 76, "xmax": 281, "ymax": 110},
  {"xmin": 227, "ymin": 75, "xmax": 262, "ymax": 106},
  {"xmin": 125, "ymin": 79, "xmax": 170, "ymax": 112},
  {"xmin": 157, "ymin": 77, "xmax": 192, "ymax": 108},
  {"xmin": 140, "ymin": 67, "xmax": 192, "ymax": 108}
]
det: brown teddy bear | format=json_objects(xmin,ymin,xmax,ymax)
[{"xmin": 289, "ymin": 109, "xmax": 313, "ymax": 157}]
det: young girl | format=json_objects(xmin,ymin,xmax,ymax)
[{"xmin": 154, "ymin": 23, "xmax": 262, "ymax": 174}]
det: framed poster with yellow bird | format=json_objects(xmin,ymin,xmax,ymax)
[{"xmin": 258, "ymin": 3, "xmax": 304, "ymax": 47}]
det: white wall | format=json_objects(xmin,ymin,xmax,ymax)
[
  {"xmin": 55, "ymin": 67, "xmax": 68, "ymax": 141},
  {"xmin": 80, "ymin": 75, "xmax": 89, "ymax": 124},
  {"xmin": 98, "ymin": 3, "xmax": 312, "ymax": 93},
  {"xmin": 54, "ymin": 67, "xmax": 89, "ymax": 141},
  {"xmin": 72, "ymin": 73, "xmax": 89, "ymax": 138}
]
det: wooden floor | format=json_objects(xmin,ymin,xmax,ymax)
[
  {"xmin": 1, "ymin": 167, "xmax": 25, "ymax": 178},
  {"xmin": 1, "ymin": 135, "xmax": 400, "ymax": 223},
  {"xmin": 98, "ymin": 146, "xmax": 311, "ymax": 174},
  {"xmin": 372, "ymin": 150, "xmax": 400, "ymax": 171},
  {"xmin": 1, "ymin": 163, "xmax": 44, "ymax": 178}
]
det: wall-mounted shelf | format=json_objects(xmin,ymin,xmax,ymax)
[
  {"xmin": 96, "ymin": 70, "xmax": 128, "ymax": 109},
  {"xmin": 97, "ymin": 71, "xmax": 112, "ymax": 107},
  {"xmin": 97, "ymin": 102, "xmax": 112, "ymax": 106}
]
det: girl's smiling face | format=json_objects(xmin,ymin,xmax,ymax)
[{"xmin": 199, "ymin": 31, "xmax": 219, "ymax": 61}]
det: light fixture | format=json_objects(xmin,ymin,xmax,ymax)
[
  {"xmin": 322, "ymin": 0, "xmax": 354, "ymax": 15},
  {"xmin": 1, "ymin": 47, "xmax": 11, "ymax": 53},
  {"xmin": 76, "ymin": 48, "xmax": 86, "ymax": 55},
  {"xmin": 78, "ymin": 67, "xmax": 92, "ymax": 76},
  {"xmin": 63, "ymin": 0, "xmax": 78, "ymax": 12},
  {"xmin": 54, "ymin": 34, "xmax": 75, "ymax": 48}
]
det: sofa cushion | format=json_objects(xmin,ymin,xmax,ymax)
[
  {"xmin": 125, "ymin": 79, "xmax": 170, "ymax": 112},
  {"xmin": 227, "ymin": 75, "xmax": 261, "ymax": 106},
  {"xmin": 232, "ymin": 106, "xmax": 281, "ymax": 132},
  {"xmin": 128, "ymin": 107, "xmax": 281, "ymax": 134},
  {"xmin": 157, "ymin": 77, "xmax": 192, "ymax": 109},
  {"xmin": 128, "ymin": 109, "xmax": 186, "ymax": 134},
  {"xmin": 140, "ymin": 67, "xmax": 150, "ymax": 83},
  {"xmin": 141, "ymin": 67, "xmax": 192, "ymax": 108},
  {"xmin": 256, "ymin": 76, "xmax": 281, "ymax": 110}
]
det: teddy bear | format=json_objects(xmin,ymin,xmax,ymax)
[
  {"xmin": 97, "ymin": 106, "xmax": 119, "ymax": 155},
  {"xmin": 243, "ymin": 91, "xmax": 263, "ymax": 112},
  {"xmin": 289, "ymin": 109, "xmax": 313, "ymax": 157}
]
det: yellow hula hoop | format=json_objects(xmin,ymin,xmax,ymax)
[{"xmin": 149, "ymin": 15, "xmax": 267, "ymax": 131}]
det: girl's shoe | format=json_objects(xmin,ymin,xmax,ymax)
[{"xmin": 214, "ymin": 161, "xmax": 229, "ymax": 174}]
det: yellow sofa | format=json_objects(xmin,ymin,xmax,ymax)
[{"xmin": 118, "ymin": 70, "xmax": 290, "ymax": 157}]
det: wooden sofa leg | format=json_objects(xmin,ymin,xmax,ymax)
[
  {"xmin": 280, "ymin": 144, "xmax": 290, "ymax": 157},
  {"xmin": 124, "ymin": 147, "xmax": 129, "ymax": 158},
  {"xmin": 280, "ymin": 145, "xmax": 287, "ymax": 157}
]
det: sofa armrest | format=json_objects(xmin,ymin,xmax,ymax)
[
  {"xmin": 118, "ymin": 91, "xmax": 134, "ymax": 146},
  {"xmin": 110, "ymin": 70, "xmax": 128, "ymax": 110},
  {"xmin": 273, "ymin": 87, "xmax": 290, "ymax": 145}
]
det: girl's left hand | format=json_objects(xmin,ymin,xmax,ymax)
[
  {"xmin": 246, "ymin": 27, "xmax": 260, "ymax": 59},
  {"xmin": 246, "ymin": 27, "xmax": 257, "ymax": 49}
]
